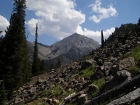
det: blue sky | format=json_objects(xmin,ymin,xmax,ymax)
[{"xmin": 0, "ymin": 0, "xmax": 140, "ymax": 45}]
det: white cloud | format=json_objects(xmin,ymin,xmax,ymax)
[
  {"xmin": 76, "ymin": 26, "xmax": 115, "ymax": 43},
  {"xmin": 0, "ymin": 15, "xmax": 9, "ymax": 35},
  {"xmin": 26, "ymin": 0, "xmax": 85, "ymax": 39},
  {"xmin": 89, "ymin": 0, "xmax": 117, "ymax": 23},
  {"xmin": 26, "ymin": 0, "xmax": 116, "ymax": 43}
]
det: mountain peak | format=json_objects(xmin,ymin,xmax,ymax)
[
  {"xmin": 65, "ymin": 33, "xmax": 82, "ymax": 39},
  {"xmin": 49, "ymin": 33, "xmax": 100, "ymax": 59},
  {"xmin": 28, "ymin": 33, "xmax": 100, "ymax": 68},
  {"xmin": 72, "ymin": 32, "xmax": 80, "ymax": 35}
]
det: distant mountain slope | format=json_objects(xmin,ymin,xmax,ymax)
[
  {"xmin": 28, "ymin": 33, "xmax": 100, "ymax": 68},
  {"xmin": 27, "ymin": 41, "xmax": 51, "ymax": 60},
  {"xmin": 46, "ymin": 33, "xmax": 100, "ymax": 59}
]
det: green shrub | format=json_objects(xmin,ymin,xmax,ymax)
[
  {"xmin": 63, "ymin": 90, "xmax": 75, "ymax": 98},
  {"xmin": 79, "ymin": 65, "xmax": 96, "ymax": 77},
  {"xmin": 52, "ymin": 85, "xmax": 62, "ymax": 97},
  {"xmin": 87, "ymin": 78, "xmax": 105, "ymax": 99},
  {"xmin": 93, "ymin": 78, "xmax": 105, "ymax": 88},
  {"xmin": 131, "ymin": 45, "xmax": 140, "ymax": 62},
  {"xmin": 129, "ymin": 66, "xmax": 140, "ymax": 75},
  {"xmin": 120, "ymin": 52, "xmax": 131, "ymax": 60},
  {"xmin": 120, "ymin": 45, "xmax": 140, "ymax": 61}
]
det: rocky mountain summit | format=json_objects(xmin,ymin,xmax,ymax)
[
  {"xmin": 47, "ymin": 33, "xmax": 99, "ymax": 59},
  {"xmin": 11, "ymin": 19, "xmax": 140, "ymax": 105},
  {"xmin": 28, "ymin": 33, "xmax": 100, "ymax": 68}
]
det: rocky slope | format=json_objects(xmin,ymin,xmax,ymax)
[
  {"xmin": 11, "ymin": 19, "xmax": 140, "ymax": 105},
  {"xmin": 28, "ymin": 33, "xmax": 100, "ymax": 68},
  {"xmin": 47, "ymin": 33, "xmax": 99, "ymax": 59}
]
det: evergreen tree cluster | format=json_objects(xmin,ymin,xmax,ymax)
[
  {"xmin": 0, "ymin": 0, "xmax": 31, "ymax": 93},
  {"xmin": 0, "ymin": 0, "xmax": 31, "ymax": 98},
  {"xmin": 50, "ymin": 56, "xmax": 62, "ymax": 70},
  {"xmin": 0, "ymin": 80, "xmax": 7, "ymax": 105},
  {"xmin": 0, "ymin": 0, "xmax": 46, "ymax": 100}
]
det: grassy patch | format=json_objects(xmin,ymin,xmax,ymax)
[
  {"xmin": 88, "ymin": 90, "xmax": 98, "ymax": 100},
  {"xmin": 27, "ymin": 99, "xmax": 46, "ymax": 105},
  {"xmin": 119, "ymin": 45, "xmax": 140, "ymax": 76},
  {"xmin": 87, "ymin": 78, "xmax": 105, "ymax": 99},
  {"xmin": 93, "ymin": 78, "xmax": 105, "ymax": 88},
  {"xmin": 129, "ymin": 66, "xmax": 140, "ymax": 75},
  {"xmin": 120, "ymin": 45, "xmax": 140, "ymax": 62},
  {"xmin": 51, "ymin": 85, "xmax": 62, "ymax": 97},
  {"xmin": 37, "ymin": 84, "xmax": 62, "ymax": 98},
  {"xmin": 131, "ymin": 45, "xmax": 140, "ymax": 62},
  {"xmin": 79, "ymin": 65, "xmax": 96, "ymax": 77},
  {"xmin": 63, "ymin": 90, "xmax": 75, "ymax": 98},
  {"xmin": 120, "ymin": 52, "xmax": 131, "ymax": 60},
  {"xmin": 37, "ymin": 89, "xmax": 51, "ymax": 98}
]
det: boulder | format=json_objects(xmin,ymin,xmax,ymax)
[
  {"xmin": 78, "ymin": 77, "xmax": 85, "ymax": 84},
  {"xmin": 81, "ymin": 59, "xmax": 96, "ymax": 69},
  {"xmin": 29, "ymin": 86, "xmax": 36, "ymax": 93},
  {"xmin": 46, "ymin": 98, "xmax": 53, "ymax": 104},
  {"xmin": 90, "ymin": 70, "xmax": 104, "ymax": 80},
  {"xmin": 119, "ymin": 57, "xmax": 135, "ymax": 71},
  {"xmin": 105, "ymin": 76, "xmax": 114, "ymax": 82},
  {"xmin": 112, "ymin": 64, "xmax": 119, "ymax": 76},
  {"xmin": 52, "ymin": 98, "xmax": 59, "ymax": 104},
  {"xmin": 116, "ymin": 70, "xmax": 131, "ymax": 79},
  {"xmin": 110, "ymin": 57, "xmax": 118, "ymax": 64},
  {"xmin": 104, "ymin": 62, "xmax": 113, "ymax": 71},
  {"xmin": 108, "ymin": 87, "xmax": 140, "ymax": 105},
  {"xmin": 88, "ymin": 84, "xmax": 98, "ymax": 91},
  {"xmin": 97, "ymin": 59, "xmax": 104, "ymax": 66},
  {"xmin": 14, "ymin": 97, "xmax": 24, "ymax": 105},
  {"xmin": 78, "ymin": 94, "xmax": 88, "ymax": 105}
]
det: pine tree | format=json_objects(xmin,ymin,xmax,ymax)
[
  {"xmin": 40, "ymin": 60, "xmax": 47, "ymax": 73},
  {"xmin": 101, "ymin": 30, "xmax": 104, "ymax": 48},
  {"xmin": 138, "ymin": 18, "xmax": 140, "ymax": 26},
  {"xmin": 50, "ymin": 62, "xmax": 54, "ymax": 70},
  {"xmin": 56, "ymin": 56, "xmax": 62, "ymax": 68},
  {"xmin": 137, "ymin": 18, "xmax": 140, "ymax": 34},
  {"xmin": 0, "ymin": 36, "xmax": 5, "ymax": 79},
  {"xmin": 0, "ymin": 80, "xmax": 7, "ymax": 105},
  {"xmin": 32, "ymin": 24, "xmax": 41, "ymax": 75},
  {"xmin": 2, "ymin": 0, "xmax": 31, "ymax": 93}
]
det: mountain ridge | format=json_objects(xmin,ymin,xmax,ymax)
[
  {"xmin": 27, "ymin": 33, "xmax": 100, "ymax": 68},
  {"xmin": 46, "ymin": 33, "xmax": 100, "ymax": 59}
]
